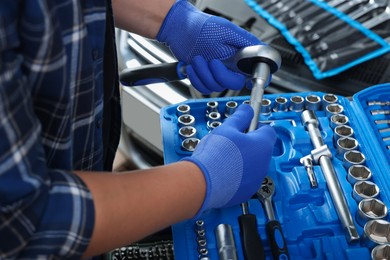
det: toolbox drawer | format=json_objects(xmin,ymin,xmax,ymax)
[{"xmin": 160, "ymin": 83, "xmax": 390, "ymax": 259}]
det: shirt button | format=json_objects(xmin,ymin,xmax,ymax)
[{"xmin": 92, "ymin": 49, "xmax": 99, "ymax": 60}]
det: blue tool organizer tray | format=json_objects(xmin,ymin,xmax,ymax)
[{"xmin": 159, "ymin": 83, "xmax": 390, "ymax": 259}]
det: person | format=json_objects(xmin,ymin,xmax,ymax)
[{"xmin": 0, "ymin": 0, "xmax": 276, "ymax": 258}]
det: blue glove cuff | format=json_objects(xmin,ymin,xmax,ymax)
[{"xmin": 182, "ymin": 134, "xmax": 243, "ymax": 217}]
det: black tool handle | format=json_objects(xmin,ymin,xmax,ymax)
[
  {"xmin": 119, "ymin": 62, "xmax": 185, "ymax": 86},
  {"xmin": 238, "ymin": 214, "xmax": 265, "ymax": 260},
  {"xmin": 266, "ymin": 220, "xmax": 289, "ymax": 260}
]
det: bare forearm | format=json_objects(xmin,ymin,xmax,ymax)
[
  {"xmin": 77, "ymin": 161, "xmax": 205, "ymax": 258},
  {"xmin": 112, "ymin": 0, "xmax": 175, "ymax": 39}
]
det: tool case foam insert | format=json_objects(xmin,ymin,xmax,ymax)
[{"xmin": 159, "ymin": 83, "xmax": 390, "ymax": 259}]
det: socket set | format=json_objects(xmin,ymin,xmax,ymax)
[{"xmin": 160, "ymin": 83, "xmax": 390, "ymax": 259}]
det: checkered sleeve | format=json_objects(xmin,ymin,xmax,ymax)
[{"xmin": 0, "ymin": 5, "xmax": 95, "ymax": 259}]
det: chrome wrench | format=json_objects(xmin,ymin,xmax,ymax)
[{"xmin": 256, "ymin": 176, "xmax": 290, "ymax": 259}]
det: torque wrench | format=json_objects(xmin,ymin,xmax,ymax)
[
  {"xmin": 256, "ymin": 177, "xmax": 290, "ymax": 259},
  {"xmin": 301, "ymin": 110, "xmax": 360, "ymax": 242}
]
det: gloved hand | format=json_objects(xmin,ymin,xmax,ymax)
[
  {"xmin": 157, "ymin": 0, "xmax": 264, "ymax": 94},
  {"xmin": 182, "ymin": 104, "xmax": 276, "ymax": 217}
]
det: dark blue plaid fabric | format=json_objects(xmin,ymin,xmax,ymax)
[{"xmin": 0, "ymin": 0, "xmax": 120, "ymax": 258}]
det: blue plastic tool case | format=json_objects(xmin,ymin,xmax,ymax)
[{"xmin": 159, "ymin": 83, "xmax": 390, "ymax": 259}]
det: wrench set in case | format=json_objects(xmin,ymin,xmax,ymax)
[{"xmin": 159, "ymin": 83, "xmax": 390, "ymax": 259}]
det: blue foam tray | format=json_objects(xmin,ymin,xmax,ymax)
[{"xmin": 160, "ymin": 83, "xmax": 390, "ymax": 259}]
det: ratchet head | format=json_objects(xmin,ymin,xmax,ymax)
[
  {"xmin": 256, "ymin": 176, "xmax": 276, "ymax": 202},
  {"xmin": 225, "ymin": 45, "xmax": 282, "ymax": 76}
]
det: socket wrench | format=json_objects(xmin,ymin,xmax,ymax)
[
  {"xmin": 301, "ymin": 110, "xmax": 360, "ymax": 242},
  {"xmin": 256, "ymin": 176, "xmax": 290, "ymax": 259}
]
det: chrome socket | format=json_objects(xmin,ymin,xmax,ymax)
[
  {"xmin": 347, "ymin": 165, "xmax": 372, "ymax": 185},
  {"xmin": 242, "ymin": 99, "xmax": 251, "ymax": 105},
  {"xmin": 207, "ymin": 121, "xmax": 222, "ymax": 131},
  {"xmin": 182, "ymin": 138, "xmax": 200, "ymax": 152},
  {"xmin": 362, "ymin": 220, "xmax": 390, "ymax": 249},
  {"xmin": 225, "ymin": 101, "xmax": 238, "ymax": 118},
  {"xmin": 206, "ymin": 101, "xmax": 219, "ymax": 115},
  {"xmin": 178, "ymin": 114, "xmax": 195, "ymax": 127},
  {"xmin": 322, "ymin": 93, "xmax": 338, "ymax": 107},
  {"xmin": 353, "ymin": 181, "xmax": 380, "ymax": 202},
  {"xmin": 273, "ymin": 97, "xmax": 288, "ymax": 112},
  {"xmin": 356, "ymin": 198, "xmax": 388, "ymax": 227},
  {"xmin": 343, "ymin": 150, "xmax": 366, "ymax": 169},
  {"xmin": 371, "ymin": 244, "xmax": 390, "ymax": 260},
  {"xmin": 176, "ymin": 104, "xmax": 191, "ymax": 116},
  {"xmin": 289, "ymin": 95, "xmax": 305, "ymax": 112},
  {"xmin": 261, "ymin": 98, "xmax": 272, "ymax": 115},
  {"xmin": 336, "ymin": 137, "xmax": 359, "ymax": 160},
  {"xmin": 305, "ymin": 95, "xmax": 321, "ymax": 110},
  {"xmin": 334, "ymin": 125, "xmax": 354, "ymax": 142},
  {"xmin": 207, "ymin": 111, "xmax": 221, "ymax": 123},
  {"xmin": 178, "ymin": 126, "xmax": 197, "ymax": 140},
  {"xmin": 215, "ymin": 224, "xmax": 238, "ymax": 260},
  {"xmin": 330, "ymin": 114, "xmax": 349, "ymax": 129},
  {"xmin": 325, "ymin": 104, "xmax": 344, "ymax": 118}
]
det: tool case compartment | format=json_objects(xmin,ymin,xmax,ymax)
[{"xmin": 160, "ymin": 83, "xmax": 390, "ymax": 259}]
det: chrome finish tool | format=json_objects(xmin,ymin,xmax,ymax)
[{"xmin": 256, "ymin": 176, "xmax": 290, "ymax": 259}]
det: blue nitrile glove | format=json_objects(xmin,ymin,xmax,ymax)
[
  {"xmin": 157, "ymin": 0, "xmax": 264, "ymax": 94},
  {"xmin": 182, "ymin": 104, "xmax": 276, "ymax": 217}
]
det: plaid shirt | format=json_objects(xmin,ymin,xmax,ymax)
[{"xmin": 0, "ymin": 0, "xmax": 121, "ymax": 258}]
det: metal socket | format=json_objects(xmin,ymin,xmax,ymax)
[
  {"xmin": 353, "ymin": 181, "xmax": 380, "ymax": 202},
  {"xmin": 176, "ymin": 104, "xmax": 191, "ymax": 116},
  {"xmin": 207, "ymin": 111, "xmax": 221, "ymax": 123},
  {"xmin": 242, "ymin": 99, "xmax": 250, "ymax": 105},
  {"xmin": 371, "ymin": 244, "xmax": 390, "ymax": 260},
  {"xmin": 178, "ymin": 114, "xmax": 195, "ymax": 127},
  {"xmin": 334, "ymin": 125, "xmax": 354, "ymax": 142},
  {"xmin": 225, "ymin": 101, "xmax": 238, "ymax": 118},
  {"xmin": 261, "ymin": 98, "xmax": 272, "ymax": 115},
  {"xmin": 273, "ymin": 96, "xmax": 288, "ymax": 112},
  {"xmin": 206, "ymin": 101, "xmax": 218, "ymax": 115},
  {"xmin": 347, "ymin": 165, "xmax": 372, "ymax": 185},
  {"xmin": 356, "ymin": 198, "xmax": 388, "ymax": 227},
  {"xmin": 207, "ymin": 121, "xmax": 222, "ymax": 131},
  {"xmin": 322, "ymin": 93, "xmax": 338, "ymax": 107},
  {"xmin": 343, "ymin": 150, "xmax": 366, "ymax": 169},
  {"xmin": 325, "ymin": 104, "xmax": 344, "ymax": 118},
  {"xmin": 181, "ymin": 138, "xmax": 200, "ymax": 152},
  {"xmin": 289, "ymin": 95, "xmax": 305, "ymax": 111},
  {"xmin": 215, "ymin": 224, "xmax": 238, "ymax": 260},
  {"xmin": 362, "ymin": 220, "xmax": 390, "ymax": 249},
  {"xmin": 330, "ymin": 114, "xmax": 349, "ymax": 129},
  {"xmin": 305, "ymin": 95, "xmax": 321, "ymax": 110},
  {"xmin": 178, "ymin": 126, "xmax": 197, "ymax": 140},
  {"xmin": 336, "ymin": 137, "xmax": 358, "ymax": 160}
]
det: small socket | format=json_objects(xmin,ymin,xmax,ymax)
[
  {"xmin": 176, "ymin": 104, "xmax": 191, "ymax": 116},
  {"xmin": 261, "ymin": 98, "xmax": 272, "ymax": 115},
  {"xmin": 334, "ymin": 125, "xmax": 354, "ymax": 142},
  {"xmin": 178, "ymin": 126, "xmax": 197, "ymax": 140},
  {"xmin": 325, "ymin": 104, "xmax": 344, "ymax": 118},
  {"xmin": 336, "ymin": 137, "xmax": 358, "ymax": 159},
  {"xmin": 343, "ymin": 150, "xmax": 366, "ymax": 169},
  {"xmin": 353, "ymin": 181, "xmax": 380, "ymax": 202},
  {"xmin": 371, "ymin": 244, "xmax": 390, "ymax": 260},
  {"xmin": 178, "ymin": 114, "xmax": 195, "ymax": 127},
  {"xmin": 305, "ymin": 95, "xmax": 321, "ymax": 110},
  {"xmin": 347, "ymin": 165, "xmax": 372, "ymax": 184},
  {"xmin": 356, "ymin": 198, "xmax": 388, "ymax": 227},
  {"xmin": 225, "ymin": 101, "xmax": 238, "ymax": 118},
  {"xmin": 322, "ymin": 93, "xmax": 338, "ymax": 106},
  {"xmin": 362, "ymin": 219, "xmax": 390, "ymax": 249},
  {"xmin": 273, "ymin": 96, "xmax": 288, "ymax": 112},
  {"xmin": 330, "ymin": 114, "xmax": 349, "ymax": 129},
  {"xmin": 289, "ymin": 95, "xmax": 305, "ymax": 112},
  {"xmin": 207, "ymin": 121, "xmax": 222, "ymax": 131},
  {"xmin": 207, "ymin": 111, "xmax": 221, "ymax": 122},
  {"xmin": 206, "ymin": 101, "xmax": 218, "ymax": 115},
  {"xmin": 182, "ymin": 138, "xmax": 200, "ymax": 152}
]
